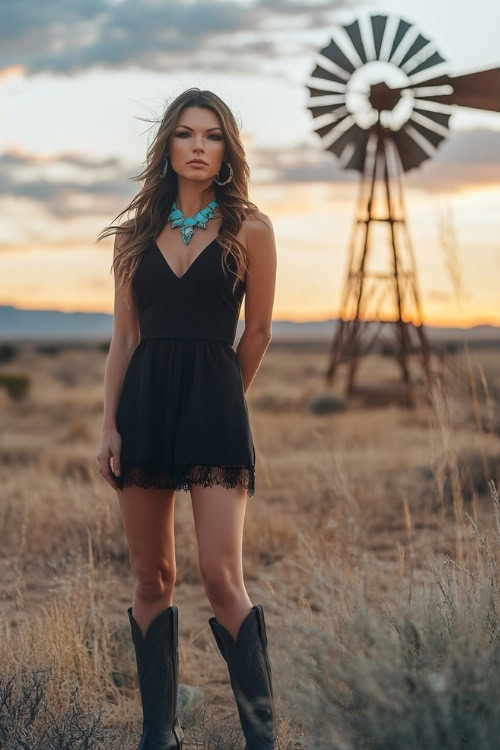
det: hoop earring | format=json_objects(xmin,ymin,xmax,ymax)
[
  {"xmin": 160, "ymin": 155, "xmax": 169, "ymax": 178},
  {"xmin": 214, "ymin": 160, "xmax": 233, "ymax": 186}
]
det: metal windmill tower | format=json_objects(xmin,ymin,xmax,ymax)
[{"xmin": 306, "ymin": 14, "xmax": 500, "ymax": 406}]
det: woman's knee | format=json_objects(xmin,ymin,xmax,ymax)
[
  {"xmin": 200, "ymin": 561, "xmax": 243, "ymax": 606},
  {"xmin": 133, "ymin": 560, "xmax": 176, "ymax": 603}
]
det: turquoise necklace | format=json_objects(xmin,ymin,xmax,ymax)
[{"xmin": 167, "ymin": 199, "xmax": 218, "ymax": 245}]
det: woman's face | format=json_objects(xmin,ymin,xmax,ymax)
[{"xmin": 168, "ymin": 106, "xmax": 226, "ymax": 182}]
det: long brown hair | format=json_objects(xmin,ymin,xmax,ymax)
[{"xmin": 96, "ymin": 88, "xmax": 260, "ymax": 305}]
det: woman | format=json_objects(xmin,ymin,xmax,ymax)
[{"xmin": 96, "ymin": 88, "xmax": 278, "ymax": 750}]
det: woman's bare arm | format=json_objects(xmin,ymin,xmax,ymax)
[
  {"xmin": 97, "ymin": 230, "xmax": 140, "ymax": 487},
  {"xmin": 235, "ymin": 211, "xmax": 277, "ymax": 393}
]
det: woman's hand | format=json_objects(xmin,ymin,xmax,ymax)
[{"xmin": 97, "ymin": 427, "xmax": 122, "ymax": 490}]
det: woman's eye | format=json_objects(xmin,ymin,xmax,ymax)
[{"xmin": 176, "ymin": 132, "xmax": 222, "ymax": 140}]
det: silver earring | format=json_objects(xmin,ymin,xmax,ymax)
[
  {"xmin": 214, "ymin": 160, "xmax": 233, "ymax": 186},
  {"xmin": 160, "ymin": 155, "xmax": 169, "ymax": 178}
]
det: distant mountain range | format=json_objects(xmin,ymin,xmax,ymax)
[{"xmin": 0, "ymin": 305, "xmax": 498, "ymax": 344}]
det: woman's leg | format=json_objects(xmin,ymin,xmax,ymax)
[
  {"xmin": 117, "ymin": 485, "xmax": 177, "ymax": 637},
  {"xmin": 117, "ymin": 485, "xmax": 184, "ymax": 749},
  {"xmin": 189, "ymin": 482, "xmax": 252, "ymax": 637},
  {"xmin": 191, "ymin": 482, "xmax": 279, "ymax": 749}
]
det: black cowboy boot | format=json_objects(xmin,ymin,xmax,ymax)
[
  {"xmin": 128, "ymin": 605, "xmax": 185, "ymax": 750},
  {"xmin": 209, "ymin": 603, "xmax": 279, "ymax": 750}
]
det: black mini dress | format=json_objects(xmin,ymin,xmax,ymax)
[{"xmin": 115, "ymin": 233, "xmax": 256, "ymax": 496}]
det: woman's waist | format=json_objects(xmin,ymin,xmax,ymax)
[
  {"xmin": 138, "ymin": 312, "xmax": 239, "ymax": 346},
  {"xmin": 139, "ymin": 334, "xmax": 235, "ymax": 348}
]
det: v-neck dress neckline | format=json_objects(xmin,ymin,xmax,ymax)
[{"xmin": 153, "ymin": 236, "xmax": 220, "ymax": 280}]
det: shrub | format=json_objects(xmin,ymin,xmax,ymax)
[
  {"xmin": 309, "ymin": 393, "xmax": 347, "ymax": 414},
  {"xmin": 36, "ymin": 345, "xmax": 61, "ymax": 357},
  {"xmin": 0, "ymin": 343, "xmax": 18, "ymax": 363},
  {"xmin": 0, "ymin": 372, "xmax": 31, "ymax": 400},
  {"xmin": 0, "ymin": 663, "xmax": 128, "ymax": 750}
]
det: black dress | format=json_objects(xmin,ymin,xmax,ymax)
[{"xmin": 115, "ymin": 233, "xmax": 256, "ymax": 496}]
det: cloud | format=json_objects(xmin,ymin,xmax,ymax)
[
  {"xmin": 435, "ymin": 128, "xmax": 500, "ymax": 165},
  {"xmin": 0, "ymin": 149, "xmax": 134, "ymax": 218},
  {"xmin": 2, "ymin": 127, "xmax": 499, "ymax": 222},
  {"xmin": 405, "ymin": 128, "xmax": 500, "ymax": 193},
  {"xmin": 1, "ymin": 0, "xmax": 359, "ymax": 77},
  {"xmin": 251, "ymin": 128, "xmax": 500, "ymax": 194}
]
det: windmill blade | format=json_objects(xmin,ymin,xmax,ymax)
[
  {"xmin": 327, "ymin": 121, "xmax": 368, "ymax": 159},
  {"xmin": 370, "ymin": 15, "xmax": 388, "ymax": 61},
  {"xmin": 344, "ymin": 18, "xmax": 368, "ymax": 64},
  {"xmin": 392, "ymin": 127, "xmax": 431, "ymax": 171},
  {"xmin": 311, "ymin": 63, "xmax": 348, "ymax": 87},
  {"xmin": 313, "ymin": 109, "xmax": 351, "ymax": 139},
  {"xmin": 343, "ymin": 129, "xmax": 372, "ymax": 172},
  {"xmin": 306, "ymin": 85, "xmax": 346, "ymax": 98},
  {"xmin": 399, "ymin": 32, "xmax": 432, "ymax": 69},
  {"xmin": 308, "ymin": 101, "xmax": 346, "ymax": 119},
  {"xmin": 405, "ymin": 71, "xmax": 449, "ymax": 88},
  {"xmin": 406, "ymin": 116, "xmax": 447, "ymax": 149},
  {"xmin": 405, "ymin": 50, "xmax": 447, "ymax": 78},
  {"xmin": 319, "ymin": 38, "xmax": 357, "ymax": 76},
  {"xmin": 405, "ymin": 67, "xmax": 500, "ymax": 112},
  {"xmin": 387, "ymin": 18, "xmax": 412, "ymax": 63},
  {"xmin": 412, "ymin": 107, "xmax": 451, "ymax": 130}
]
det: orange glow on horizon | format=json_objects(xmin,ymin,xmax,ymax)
[
  {"xmin": 272, "ymin": 311, "xmax": 500, "ymax": 328},
  {"xmin": 1, "ymin": 177, "xmax": 499, "ymax": 330},
  {"xmin": 2, "ymin": 297, "xmax": 499, "ymax": 330}
]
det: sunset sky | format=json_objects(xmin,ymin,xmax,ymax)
[{"xmin": 1, "ymin": 0, "xmax": 499, "ymax": 328}]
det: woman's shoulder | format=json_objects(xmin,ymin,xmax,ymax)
[
  {"xmin": 241, "ymin": 209, "xmax": 274, "ymax": 234},
  {"xmin": 240, "ymin": 210, "xmax": 275, "ymax": 261}
]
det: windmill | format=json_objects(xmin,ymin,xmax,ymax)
[{"xmin": 306, "ymin": 14, "xmax": 500, "ymax": 407}]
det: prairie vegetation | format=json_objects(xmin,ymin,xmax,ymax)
[{"xmin": 1, "ymin": 338, "xmax": 499, "ymax": 748}]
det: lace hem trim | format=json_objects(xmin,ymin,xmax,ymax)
[{"xmin": 117, "ymin": 461, "xmax": 255, "ymax": 496}]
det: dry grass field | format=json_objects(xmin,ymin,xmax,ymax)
[{"xmin": 1, "ymin": 338, "xmax": 500, "ymax": 748}]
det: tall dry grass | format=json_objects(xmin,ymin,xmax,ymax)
[
  {"xmin": 1, "ymin": 330, "xmax": 499, "ymax": 748},
  {"xmin": 267, "ymin": 476, "xmax": 500, "ymax": 749}
]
